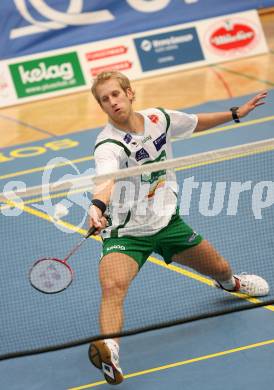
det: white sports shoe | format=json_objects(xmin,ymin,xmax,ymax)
[
  {"xmin": 215, "ymin": 273, "xmax": 269, "ymax": 297},
  {"xmin": 89, "ymin": 339, "xmax": 124, "ymax": 385}
]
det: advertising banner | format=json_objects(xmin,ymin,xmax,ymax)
[
  {"xmin": 0, "ymin": 9, "xmax": 268, "ymax": 108},
  {"xmin": 0, "ymin": 0, "xmax": 273, "ymax": 60},
  {"xmin": 262, "ymin": 0, "xmax": 274, "ymax": 6},
  {"xmin": 134, "ymin": 28, "xmax": 205, "ymax": 72},
  {"xmin": 199, "ymin": 13, "xmax": 268, "ymax": 61},
  {"xmin": 81, "ymin": 37, "xmax": 141, "ymax": 79},
  {"xmin": 9, "ymin": 52, "xmax": 85, "ymax": 98}
]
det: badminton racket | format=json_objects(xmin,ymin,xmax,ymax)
[{"xmin": 29, "ymin": 227, "xmax": 96, "ymax": 294}]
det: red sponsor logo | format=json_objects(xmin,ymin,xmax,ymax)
[
  {"xmin": 148, "ymin": 114, "xmax": 159, "ymax": 124},
  {"xmin": 210, "ymin": 22, "xmax": 255, "ymax": 51},
  {"xmin": 91, "ymin": 61, "xmax": 132, "ymax": 76},
  {"xmin": 205, "ymin": 18, "xmax": 260, "ymax": 56},
  {"xmin": 86, "ymin": 46, "xmax": 128, "ymax": 61}
]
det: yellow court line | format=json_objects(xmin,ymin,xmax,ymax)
[
  {"xmin": 0, "ymin": 155, "xmax": 94, "ymax": 180},
  {"xmin": 147, "ymin": 257, "xmax": 274, "ymax": 311},
  {"xmin": 2, "ymin": 198, "xmax": 101, "ymax": 244},
  {"xmin": 1, "ymin": 115, "xmax": 273, "ymax": 180},
  {"xmin": 0, "ymin": 187, "xmax": 91, "ymax": 211},
  {"xmin": 68, "ymin": 338, "xmax": 274, "ymax": 389}
]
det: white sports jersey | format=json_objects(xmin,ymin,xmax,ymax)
[{"xmin": 94, "ymin": 108, "xmax": 198, "ymax": 238}]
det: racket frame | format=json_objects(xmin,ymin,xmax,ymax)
[
  {"xmin": 28, "ymin": 227, "xmax": 96, "ymax": 294},
  {"xmin": 29, "ymin": 257, "xmax": 74, "ymax": 294}
]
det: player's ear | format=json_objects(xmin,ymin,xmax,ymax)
[{"xmin": 126, "ymin": 87, "xmax": 134, "ymax": 102}]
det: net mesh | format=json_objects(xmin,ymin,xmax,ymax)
[{"xmin": 1, "ymin": 138, "xmax": 274, "ymax": 359}]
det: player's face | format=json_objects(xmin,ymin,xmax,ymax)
[{"xmin": 96, "ymin": 79, "xmax": 134, "ymax": 124}]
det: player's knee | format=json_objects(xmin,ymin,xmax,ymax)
[{"xmin": 101, "ymin": 277, "xmax": 128, "ymax": 299}]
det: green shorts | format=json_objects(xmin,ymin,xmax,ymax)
[{"xmin": 101, "ymin": 211, "xmax": 203, "ymax": 269}]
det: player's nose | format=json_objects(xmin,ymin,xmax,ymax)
[{"xmin": 109, "ymin": 96, "xmax": 117, "ymax": 107}]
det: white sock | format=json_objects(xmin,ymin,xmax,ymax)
[{"xmin": 218, "ymin": 276, "xmax": 236, "ymax": 290}]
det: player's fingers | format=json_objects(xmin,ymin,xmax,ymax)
[
  {"xmin": 88, "ymin": 219, "xmax": 102, "ymax": 235},
  {"xmin": 89, "ymin": 216, "xmax": 102, "ymax": 228},
  {"xmin": 250, "ymin": 91, "xmax": 267, "ymax": 104},
  {"xmin": 257, "ymin": 89, "xmax": 267, "ymax": 95},
  {"xmin": 255, "ymin": 91, "xmax": 268, "ymax": 102},
  {"xmin": 254, "ymin": 101, "xmax": 266, "ymax": 107},
  {"xmin": 100, "ymin": 216, "xmax": 108, "ymax": 229}
]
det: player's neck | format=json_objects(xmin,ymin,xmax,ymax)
[{"xmin": 110, "ymin": 112, "xmax": 144, "ymax": 135}]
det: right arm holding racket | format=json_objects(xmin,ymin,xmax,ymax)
[
  {"xmin": 89, "ymin": 142, "xmax": 121, "ymax": 234},
  {"xmin": 89, "ymin": 179, "xmax": 114, "ymax": 235},
  {"xmin": 29, "ymin": 145, "xmax": 117, "ymax": 294}
]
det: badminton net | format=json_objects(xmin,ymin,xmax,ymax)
[{"xmin": 1, "ymin": 138, "xmax": 274, "ymax": 359}]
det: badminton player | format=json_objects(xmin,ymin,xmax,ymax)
[{"xmin": 88, "ymin": 71, "xmax": 268, "ymax": 385}]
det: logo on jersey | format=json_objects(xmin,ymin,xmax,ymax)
[
  {"xmin": 123, "ymin": 133, "xmax": 132, "ymax": 144},
  {"xmin": 188, "ymin": 232, "xmax": 198, "ymax": 243},
  {"xmin": 142, "ymin": 135, "xmax": 152, "ymax": 144},
  {"xmin": 136, "ymin": 148, "xmax": 149, "ymax": 161},
  {"xmin": 148, "ymin": 114, "xmax": 159, "ymax": 124},
  {"xmin": 106, "ymin": 245, "xmax": 126, "ymax": 251},
  {"xmin": 153, "ymin": 133, "xmax": 166, "ymax": 151}
]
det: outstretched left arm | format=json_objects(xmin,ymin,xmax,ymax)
[{"xmin": 194, "ymin": 90, "xmax": 268, "ymax": 132}]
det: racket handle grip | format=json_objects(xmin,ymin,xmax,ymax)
[{"xmin": 85, "ymin": 227, "xmax": 96, "ymax": 238}]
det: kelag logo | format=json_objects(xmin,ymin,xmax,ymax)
[
  {"xmin": 134, "ymin": 28, "xmax": 204, "ymax": 71},
  {"xmin": 9, "ymin": 52, "xmax": 85, "ymax": 98}
]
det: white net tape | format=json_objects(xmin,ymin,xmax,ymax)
[{"xmin": 1, "ymin": 138, "xmax": 274, "ymax": 202}]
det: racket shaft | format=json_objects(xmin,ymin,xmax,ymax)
[{"xmin": 63, "ymin": 227, "xmax": 96, "ymax": 262}]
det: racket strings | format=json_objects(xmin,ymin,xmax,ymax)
[{"xmin": 30, "ymin": 259, "xmax": 72, "ymax": 293}]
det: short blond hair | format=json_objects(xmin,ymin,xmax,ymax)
[{"xmin": 91, "ymin": 71, "xmax": 135, "ymax": 104}]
